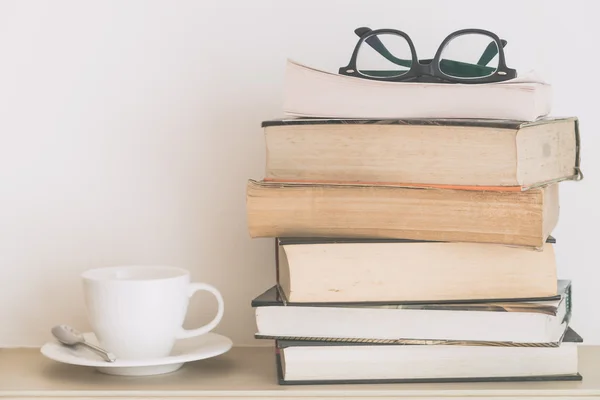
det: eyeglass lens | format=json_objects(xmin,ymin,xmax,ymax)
[
  {"xmin": 439, "ymin": 33, "xmax": 499, "ymax": 78},
  {"xmin": 356, "ymin": 33, "xmax": 413, "ymax": 78}
]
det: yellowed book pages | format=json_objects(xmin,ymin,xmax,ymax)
[
  {"xmin": 278, "ymin": 241, "xmax": 557, "ymax": 303},
  {"xmin": 246, "ymin": 180, "xmax": 559, "ymax": 248},
  {"xmin": 263, "ymin": 117, "xmax": 580, "ymax": 190}
]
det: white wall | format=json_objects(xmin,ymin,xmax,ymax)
[{"xmin": 0, "ymin": 0, "xmax": 598, "ymax": 347}]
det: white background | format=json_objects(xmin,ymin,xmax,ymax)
[{"xmin": 0, "ymin": 0, "xmax": 598, "ymax": 347}]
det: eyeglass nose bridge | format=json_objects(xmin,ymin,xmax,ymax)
[{"xmin": 411, "ymin": 59, "xmax": 439, "ymax": 77}]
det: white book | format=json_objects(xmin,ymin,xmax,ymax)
[
  {"xmin": 283, "ymin": 59, "xmax": 552, "ymax": 121},
  {"xmin": 253, "ymin": 281, "xmax": 571, "ymax": 344},
  {"xmin": 276, "ymin": 329, "xmax": 581, "ymax": 384}
]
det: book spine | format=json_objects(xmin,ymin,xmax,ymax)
[
  {"xmin": 274, "ymin": 238, "xmax": 280, "ymax": 284},
  {"xmin": 564, "ymin": 283, "xmax": 573, "ymax": 325}
]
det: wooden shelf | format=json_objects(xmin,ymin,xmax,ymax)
[{"xmin": 1, "ymin": 346, "xmax": 600, "ymax": 399}]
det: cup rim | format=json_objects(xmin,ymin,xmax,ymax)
[{"xmin": 81, "ymin": 265, "xmax": 190, "ymax": 282}]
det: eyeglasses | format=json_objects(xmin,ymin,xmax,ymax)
[{"xmin": 338, "ymin": 27, "xmax": 517, "ymax": 83}]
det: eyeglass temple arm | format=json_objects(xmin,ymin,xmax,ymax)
[{"xmin": 477, "ymin": 39, "xmax": 508, "ymax": 66}]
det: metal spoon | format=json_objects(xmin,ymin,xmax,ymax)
[{"xmin": 51, "ymin": 325, "xmax": 116, "ymax": 362}]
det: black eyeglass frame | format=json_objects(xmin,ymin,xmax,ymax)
[{"xmin": 339, "ymin": 28, "xmax": 517, "ymax": 84}]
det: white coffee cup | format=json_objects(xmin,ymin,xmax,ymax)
[{"xmin": 81, "ymin": 265, "xmax": 224, "ymax": 360}]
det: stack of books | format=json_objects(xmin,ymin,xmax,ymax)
[{"xmin": 246, "ymin": 60, "xmax": 584, "ymax": 385}]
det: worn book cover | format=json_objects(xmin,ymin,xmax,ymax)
[
  {"xmin": 261, "ymin": 116, "xmax": 582, "ymax": 190},
  {"xmin": 246, "ymin": 180, "xmax": 559, "ymax": 248}
]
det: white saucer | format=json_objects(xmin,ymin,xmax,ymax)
[{"xmin": 40, "ymin": 332, "xmax": 232, "ymax": 376}]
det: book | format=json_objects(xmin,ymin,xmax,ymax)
[
  {"xmin": 252, "ymin": 281, "xmax": 572, "ymax": 345},
  {"xmin": 262, "ymin": 117, "xmax": 581, "ymax": 191},
  {"xmin": 275, "ymin": 237, "xmax": 558, "ymax": 303},
  {"xmin": 274, "ymin": 328, "xmax": 582, "ymax": 384},
  {"xmin": 246, "ymin": 180, "xmax": 559, "ymax": 248},
  {"xmin": 283, "ymin": 59, "xmax": 553, "ymax": 121}
]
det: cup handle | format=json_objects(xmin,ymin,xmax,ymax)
[{"xmin": 176, "ymin": 283, "xmax": 224, "ymax": 339}]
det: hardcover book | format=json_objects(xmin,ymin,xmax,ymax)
[
  {"xmin": 274, "ymin": 328, "xmax": 583, "ymax": 385},
  {"xmin": 262, "ymin": 117, "xmax": 581, "ymax": 191},
  {"xmin": 252, "ymin": 281, "xmax": 572, "ymax": 345}
]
